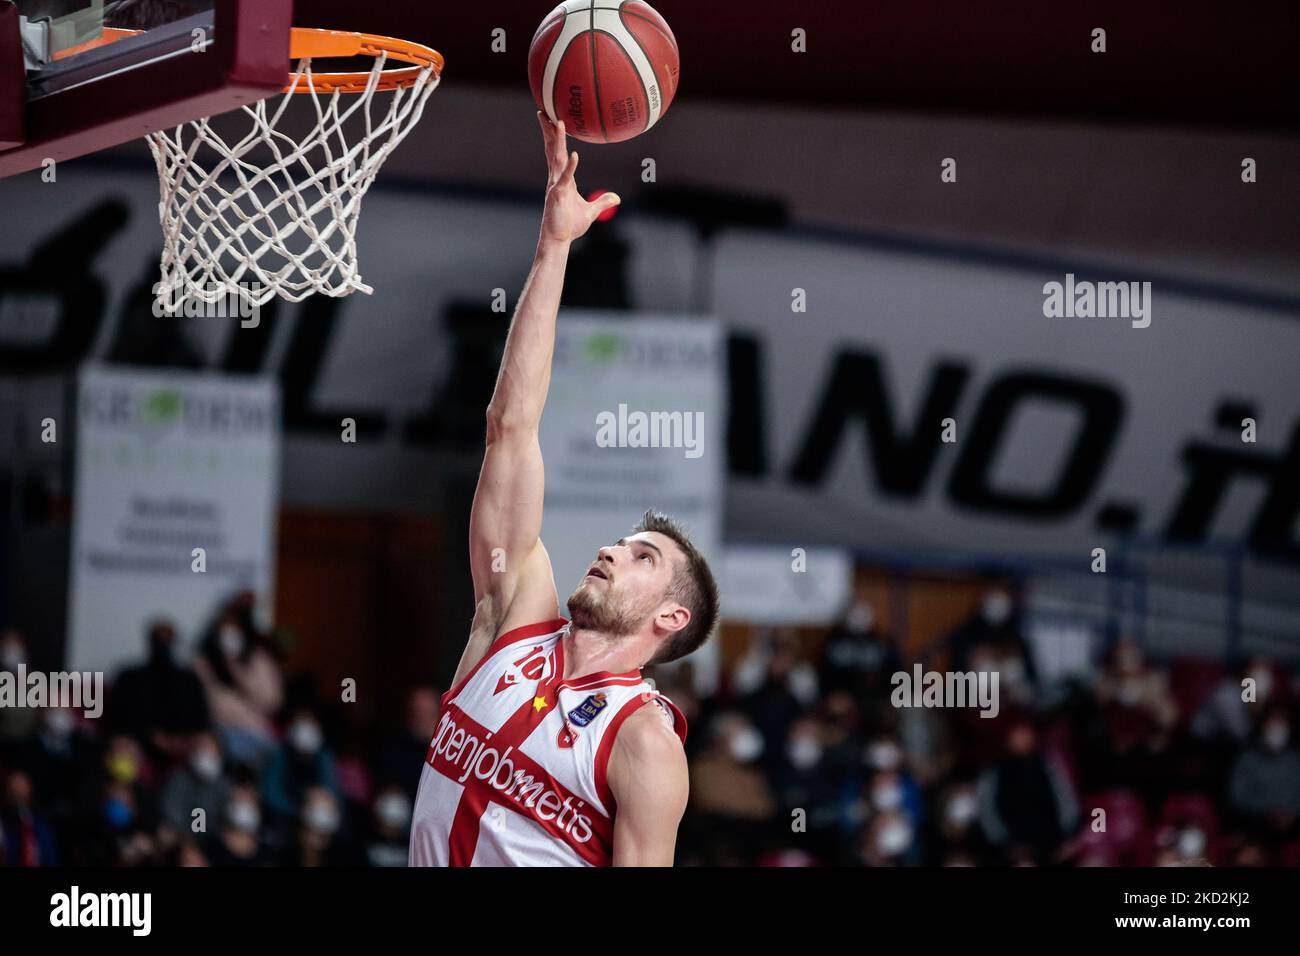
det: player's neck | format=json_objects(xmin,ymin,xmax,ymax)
[{"xmin": 562, "ymin": 627, "xmax": 648, "ymax": 680}]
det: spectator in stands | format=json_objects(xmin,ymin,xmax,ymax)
[
  {"xmin": 1192, "ymin": 655, "xmax": 1279, "ymax": 745},
  {"xmin": 1228, "ymin": 705, "xmax": 1300, "ymax": 835},
  {"xmin": 287, "ymin": 786, "xmax": 356, "ymax": 866},
  {"xmin": 375, "ymin": 685, "xmax": 441, "ymax": 796},
  {"xmin": 977, "ymin": 720, "xmax": 1078, "ymax": 863},
  {"xmin": 160, "ymin": 731, "xmax": 231, "ymax": 838},
  {"xmin": 1097, "ymin": 636, "xmax": 1178, "ymax": 749},
  {"xmin": 194, "ymin": 603, "xmax": 283, "ymax": 767},
  {"xmin": 108, "ymin": 619, "xmax": 210, "ymax": 761},
  {"xmin": 0, "ymin": 629, "xmax": 39, "ymax": 747},
  {"xmin": 819, "ymin": 600, "xmax": 901, "ymax": 702},
  {"xmin": 261, "ymin": 707, "xmax": 339, "ymax": 827},
  {"xmin": 687, "ymin": 712, "xmax": 776, "ymax": 862},
  {"xmin": 364, "ymin": 786, "xmax": 413, "ymax": 867},
  {"xmin": 1, "ymin": 770, "xmax": 58, "ymax": 865},
  {"xmin": 206, "ymin": 784, "xmax": 267, "ymax": 866}
]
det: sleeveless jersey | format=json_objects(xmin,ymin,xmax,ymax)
[{"xmin": 409, "ymin": 618, "xmax": 687, "ymax": 866}]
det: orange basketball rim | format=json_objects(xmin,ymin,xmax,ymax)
[{"xmin": 60, "ymin": 27, "xmax": 444, "ymax": 95}]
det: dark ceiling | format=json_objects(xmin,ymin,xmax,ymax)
[{"xmin": 296, "ymin": 0, "xmax": 1300, "ymax": 132}]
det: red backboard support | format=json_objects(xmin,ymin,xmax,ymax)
[
  {"xmin": 0, "ymin": 0, "xmax": 291, "ymax": 178},
  {"xmin": 0, "ymin": 2, "xmax": 23, "ymax": 150}
]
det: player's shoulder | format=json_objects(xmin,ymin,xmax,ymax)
[{"xmin": 616, "ymin": 696, "xmax": 686, "ymax": 762}]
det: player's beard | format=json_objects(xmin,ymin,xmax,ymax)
[{"xmin": 567, "ymin": 578, "xmax": 651, "ymax": 637}]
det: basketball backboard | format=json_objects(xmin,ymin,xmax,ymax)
[{"xmin": 0, "ymin": 0, "xmax": 291, "ymax": 177}]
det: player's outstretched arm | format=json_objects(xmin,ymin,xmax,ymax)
[
  {"xmin": 608, "ymin": 704, "xmax": 689, "ymax": 866},
  {"xmin": 457, "ymin": 114, "xmax": 622, "ymax": 683}
]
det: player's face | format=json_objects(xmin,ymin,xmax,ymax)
[{"xmin": 567, "ymin": 531, "xmax": 681, "ymax": 636}]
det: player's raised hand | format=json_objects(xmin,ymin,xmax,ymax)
[{"xmin": 538, "ymin": 112, "xmax": 620, "ymax": 243}]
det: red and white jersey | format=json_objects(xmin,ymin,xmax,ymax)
[{"xmin": 409, "ymin": 618, "xmax": 687, "ymax": 867}]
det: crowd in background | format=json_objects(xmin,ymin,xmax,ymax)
[{"xmin": 2, "ymin": 587, "xmax": 1299, "ymax": 866}]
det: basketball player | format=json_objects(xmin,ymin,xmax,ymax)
[{"xmin": 408, "ymin": 113, "xmax": 719, "ymax": 867}]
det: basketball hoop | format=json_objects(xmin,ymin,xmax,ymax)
[{"xmin": 111, "ymin": 27, "xmax": 445, "ymax": 311}]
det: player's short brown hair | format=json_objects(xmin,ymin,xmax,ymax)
[{"xmin": 634, "ymin": 510, "xmax": 719, "ymax": 665}]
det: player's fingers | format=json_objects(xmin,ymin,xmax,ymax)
[
  {"xmin": 566, "ymin": 150, "xmax": 580, "ymax": 180},
  {"xmin": 552, "ymin": 120, "xmax": 569, "ymax": 170},
  {"xmin": 589, "ymin": 191, "xmax": 621, "ymax": 216},
  {"xmin": 538, "ymin": 112, "xmax": 559, "ymax": 180}
]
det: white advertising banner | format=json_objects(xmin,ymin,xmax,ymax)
[
  {"xmin": 68, "ymin": 366, "xmax": 280, "ymax": 673},
  {"xmin": 541, "ymin": 312, "xmax": 724, "ymax": 592},
  {"xmin": 720, "ymin": 545, "xmax": 854, "ymax": 626},
  {"xmin": 540, "ymin": 313, "xmax": 725, "ymax": 687}
]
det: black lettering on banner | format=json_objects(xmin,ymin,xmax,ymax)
[
  {"xmin": 947, "ymin": 371, "xmax": 1123, "ymax": 517},
  {"xmin": 788, "ymin": 350, "xmax": 969, "ymax": 496},
  {"xmin": 726, "ymin": 334, "xmax": 766, "ymax": 477}
]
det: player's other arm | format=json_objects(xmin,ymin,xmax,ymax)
[
  {"xmin": 455, "ymin": 114, "xmax": 622, "ymax": 687},
  {"xmin": 608, "ymin": 705, "xmax": 689, "ymax": 867}
]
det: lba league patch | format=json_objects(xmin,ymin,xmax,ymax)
[{"xmin": 567, "ymin": 692, "xmax": 609, "ymax": 727}]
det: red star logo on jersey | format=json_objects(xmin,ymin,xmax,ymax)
[{"xmin": 556, "ymin": 724, "xmax": 576, "ymax": 749}]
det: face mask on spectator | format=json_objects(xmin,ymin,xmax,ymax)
[
  {"xmin": 728, "ymin": 726, "xmax": 764, "ymax": 763},
  {"xmin": 44, "ymin": 708, "xmax": 75, "ymax": 740},
  {"xmin": 376, "ymin": 793, "xmax": 412, "ymax": 830},
  {"xmin": 228, "ymin": 801, "xmax": 260, "ymax": 833},
  {"xmin": 105, "ymin": 752, "xmax": 138, "ymax": 784},
  {"xmin": 787, "ymin": 736, "xmax": 822, "ymax": 770},
  {"xmin": 191, "ymin": 750, "xmax": 222, "ymax": 782},
  {"xmin": 1177, "ymin": 827, "xmax": 1206, "ymax": 859},
  {"xmin": 290, "ymin": 720, "xmax": 324, "ymax": 754},
  {"xmin": 876, "ymin": 819, "xmax": 913, "ymax": 857},
  {"xmin": 102, "ymin": 797, "xmax": 134, "ymax": 830},
  {"xmin": 1264, "ymin": 721, "xmax": 1290, "ymax": 752},
  {"xmin": 845, "ymin": 602, "xmax": 874, "ymax": 633},
  {"xmin": 871, "ymin": 780, "xmax": 904, "ymax": 811},
  {"xmin": 945, "ymin": 792, "xmax": 978, "ymax": 827},
  {"xmin": 304, "ymin": 801, "xmax": 341, "ymax": 835},
  {"xmin": 866, "ymin": 741, "xmax": 902, "ymax": 771},
  {"xmin": 219, "ymin": 625, "xmax": 244, "ymax": 657},
  {"xmin": 981, "ymin": 591, "xmax": 1012, "ymax": 626}
]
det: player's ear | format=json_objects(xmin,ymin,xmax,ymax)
[{"xmin": 656, "ymin": 603, "xmax": 690, "ymax": 635}]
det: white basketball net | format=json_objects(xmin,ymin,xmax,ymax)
[{"xmin": 146, "ymin": 53, "xmax": 440, "ymax": 312}]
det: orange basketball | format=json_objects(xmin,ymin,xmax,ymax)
[{"xmin": 528, "ymin": 1, "xmax": 680, "ymax": 144}]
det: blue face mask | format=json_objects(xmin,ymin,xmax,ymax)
[{"xmin": 102, "ymin": 797, "xmax": 134, "ymax": 830}]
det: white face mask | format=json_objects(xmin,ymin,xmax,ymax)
[
  {"xmin": 845, "ymin": 602, "xmax": 875, "ymax": 633},
  {"xmin": 981, "ymin": 591, "xmax": 1012, "ymax": 626},
  {"xmin": 1177, "ymin": 828, "xmax": 1206, "ymax": 859},
  {"xmin": 866, "ymin": 742, "xmax": 902, "ymax": 771},
  {"xmin": 219, "ymin": 625, "xmax": 244, "ymax": 657},
  {"xmin": 290, "ymin": 720, "xmax": 323, "ymax": 754},
  {"xmin": 304, "ymin": 802, "xmax": 340, "ymax": 835},
  {"xmin": 191, "ymin": 750, "xmax": 222, "ymax": 782},
  {"xmin": 788, "ymin": 737, "xmax": 823, "ymax": 770},
  {"xmin": 45, "ymin": 709, "xmax": 75, "ymax": 739},
  {"xmin": 1251, "ymin": 670, "xmax": 1274, "ymax": 700},
  {"xmin": 376, "ymin": 794, "xmax": 412, "ymax": 830},
  {"xmin": 1264, "ymin": 722, "xmax": 1290, "ymax": 752},
  {"xmin": 945, "ymin": 792, "xmax": 978, "ymax": 826},
  {"xmin": 871, "ymin": 781, "xmax": 904, "ymax": 811},
  {"xmin": 228, "ymin": 801, "xmax": 260, "ymax": 833},
  {"xmin": 728, "ymin": 726, "xmax": 764, "ymax": 763},
  {"xmin": 876, "ymin": 819, "xmax": 913, "ymax": 857}
]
